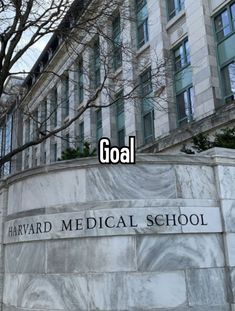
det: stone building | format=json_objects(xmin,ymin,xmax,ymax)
[
  {"xmin": 2, "ymin": 0, "xmax": 233, "ymax": 174},
  {"xmin": 0, "ymin": 1, "xmax": 235, "ymax": 310}
]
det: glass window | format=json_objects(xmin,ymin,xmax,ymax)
[
  {"xmin": 113, "ymin": 15, "xmax": 122, "ymax": 70},
  {"xmin": 32, "ymin": 109, "xmax": 38, "ymax": 140},
  {"xmin": 51, "ymin": 87, "xmax": 57, "ymax": 128},
  {"xmin": 64, "ymin": 76, "xmax": 69, "ymax": 117},
  {"xmin": 143, "ymin": 110, "xmax": 154, "ymax": 143},
  {"xmin": 41, "ymin": 100, "xmax": 47, "ymax": 132},
  {"xmin": 136, "ymin": 0, "xmax": 149, "ymax": 48},
  {"xmin": 215, "ymin": 9, "xmax": 231, "ymax": 41},
  {"xmin": 78, "ymin": 59, "xmax": 84, "ymax": 104},
  {"xmin": 174, "ymin": 39, "xmax": 190, "ymax": 71},
  {"xmin": 176, "ymin": 87, "xmax": 194, "ymax": 125},
  {"xmin": 140, "ymin": 68, "xmax": 154, "ymax": 143},
  {"xmin": 140, "ymin": 68, "xmax": 152, "ymax": 96},
  {"xmin": 96, "ymin": 108, "xmax": 102, "ymax": 141},
  {"xmin": 116, "ymin": 91, "xmax": 125, "ymax": 147},
  {"xmin": 51, "ymin": 142, "xmax": 57, "ymax": 163},
  {"xmin": 79, "ymin": 121, "xmax": 84, "ymax": 151},
  {"xmin": 221, "ymin": 62, "xmax": 235, "ymax": 99},
  {"xmin": 168, "ymin": 0, "xmax": 185, "ymax": 20},
  {"xmin": 25, "ymin": 118, "xmax": 30, "ymax": 143},
  {"xmin": 94, "ymin": 39, "xmax": 101, "ymax": 88},
  {"xmin": 231, "ymin": 3, "xmax": 235, "ymax": 27}
]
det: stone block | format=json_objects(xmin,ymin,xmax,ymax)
[
  {"xmin": 186, "ymin": 268, "xmax": 227, "ymax": 306},
  {"xmin": 3, "ymin": 274, "xmax": 88, "ymax": 310},
  {"xmin": 5, "ymin": 242, "xmax": 46, "ymax": 274},
  {"xmin": 137, "ymin": 234, "xmax": 225, "ymax": 271},
  {"xmin": 47, "ymin": 236, "xmax": 136, "ymax": 273},
  {"xmin": 174, "ymin": 165, "xmax": 217, "ymax": 199},
  {"xmin": 86, "ymin": 164, "xmax": 177, "ymax": 201}
]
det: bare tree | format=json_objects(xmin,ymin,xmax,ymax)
[{"xmin": 0, "ymin": 0, "xmax": 173, "ymax": 169}]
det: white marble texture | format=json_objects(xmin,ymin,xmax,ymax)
[
  {"xmin": 174, "ymin": 165, "xmax": 218, "ymax": 199},
  {"xmin": 47, "ymin": 236, "xmax": 136, "ymax": 273},
  {"xmin": 86, "ymin": 164, "xmax": 177, "ymax": 201},
  {"xmin": 7, "ymin": 169, "xmax": 86, "ymax": 214},
  {"xmin": 5, "ymin": 242, "xmax": 46, "ymax": 273},
  {"xmin": 225, "ymin": 233, "xmax": 235, "ymax": 266},
  {"xmin": 216, "ymin": 166, "xmax": 235, "ymax": 200},
  {"xmin": 3, "ymin": 274, "xmax": 88, "ymax": 310},
  {"xmin": 137, "ymin": 234, "xmax": 225, "ymax": 271},
  {"xmin": 221, "ymin": 200, "xmax": 235, "ymax": 232},
  {"xmin": 186, "ymin": 268, "xmax": 227, "ymax": 306},
  {"xmin": 2, "ymin": 150, "xmax": 235, "ymax": 310}
]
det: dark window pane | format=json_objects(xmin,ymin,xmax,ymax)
[
  {"xmin": 174, "ymin": 39, "xmax": 190, "ymax": 71},
  {"xmin": 141, "ymin": 68, "xmax": 152, "ymax": 96},
  {"xmin": 96, "ymin": 109, "xmax": 102, "ymax": 140},
  {"xmin": 136, "ymin": 0, "xmax": 148, "ymax": 48},
  {"xmin": 143, "ymin": 111, "xmax": 154, "ymax": 143},
  {"xmin": 231, "ymin": 3, "xmax": 235, "ymax": 27},
  {"xmin": 222, "ymin": 62, "xmax": 235, "ymax": 97},
  {"xmin": 215, "ymin": 10, "xmax": 231, "ymax": 40},
  {"xmin": 118, "ymin": 129, "xmax": 125, "ymax": 147},
  {"xmin": 177, "ymin": 87, "xmax": 194, "ymax": 124}
]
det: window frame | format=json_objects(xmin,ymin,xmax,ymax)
[
  {"xmin": 115, "ymin": 90, "xmax": 125, "ymax": 147},
  {"xmin": 221, "ymin": 59, "xmax": 235, "ymax": 102},
  {"xmin": 176, "ymin": 85, "xmax": 194, "ymax": 125},
  {"xmin": 136, "ymin": 0, "xmax": 149, "ymax": 49},
  {"xmin": 167, "ymin": 0, "xmax": 185, "ymax": 21},
  {"xmin": 93, "ymin": 38, "xmax": 101, "ymax": 89},
  {"xmin": 112, "ymin": 14, "xmax": 122, "ymax": 71},
  {"xmin": 96, "ymin": 108, "xmax": 102, "ymax": 141},
  {"xmin": 214, "ymin": 2, "xmax": 235, "ymax": 43},
  {"xmin": 140, "ymin": 67, "xmax": 155, "ymax": 143},
  {"xmin": 173, "ymin": 38, "xmax": 190, "ymax": 73},
  {"xmin": 78, "ymin": 58, "xmax": 84, "ymax": 104}
]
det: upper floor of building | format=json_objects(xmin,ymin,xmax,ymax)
[{"xmin": 1, "ymin": 0, "xmax": 235, "ymax": 176}]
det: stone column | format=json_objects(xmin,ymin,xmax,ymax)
[
  {"xmin": 186, "ymin": 0, "xmax": 222, "ymax": 118},
  {"xmin": 210, "ymin": 148, "xmax": 235, "ymax": 310}
]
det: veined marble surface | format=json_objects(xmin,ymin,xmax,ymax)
[{"xmin": 1, "ymin": 149, "xmax": 235, "ymax": 311}]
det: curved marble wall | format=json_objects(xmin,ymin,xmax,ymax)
[{"xmin": 1, "ymin": 150, "xmax": 235, "ymax": 311}]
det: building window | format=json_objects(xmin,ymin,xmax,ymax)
[
  {"xmin": 115, "ymin": 90, "xmax": 125, "ymax": 147},
  {"xmin": 63, "ymin": 75, "xmax": 69, "ymax": 118},
  {"xmin": 41, "ymin": 100, "xmax": 47, "ymax": 133},
  {"xmin": 140, "ymin": 68, "xmax": 154, "ymax": 143},
  {"xmin": 51, "ymin": 87, "xmax": 57, "ymax": 128},
  {"xmin": 112, "ymin": 14, "xmax": 122, "ymax": 71},
  {"xmin": 173, "ymin": 38, "xmax": 194, "ymax": 125},
  {"xmin": 32, "ymin": 108, "xmax": 39, "ymax": 140},
  {"xmin": 221, "ymin": 61, "xmax": 235, "ymax": 102},
  {"xmin": 96, "ymin": 108, "xmax": 102, "ymax": 142},
  {"xmin": 232, "ymin": 3, "xmax": 235, "ymax": 28},
  {"xmin": 93, "ymin": 39, "xmax": 101, "ymax": 88},
  {"xmin": 51, "ymin": 142, "xmax": 57, "ymax": 163},
  {"xmin": 174, "ymin": 39, "xmax": 190, "ymax": 71},
  {"xmin": 79, "ymin": 121, "xmax": 84, "ymax": 151},
  {"xmin": 136, "ymin": 0, "xmax": 149, "ymax": 48},
  {"xmin": 78, "ymin": 59, "xmax": 84, "ymax": 104},
  {"xmin": 25, "ymin": 118, "xmax": 30, "ymax": 143},
  {"xmin": 167, "ymin": 0, "xmax": 185, "ymax": 20},
  {"xmin": 214, "ymin": 4, "xmax": 235, "ymax": 103},
  {"xmin": 176, "ymin": 87, "xmax": 194, "ymax": 125},
  {"xmin": 3, "ymin": 114, "xmax": 13, "ymax": 175},
  {"xmin": 214, "ymin": 3, "xmax": 235, "ymax": 42}
]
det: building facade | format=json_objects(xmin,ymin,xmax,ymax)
[{"xmin": 1, "ymin": 0, "xmax": 235, "ymax": 174}]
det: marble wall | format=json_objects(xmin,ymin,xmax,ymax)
[{"xmin": 0, "ymin": 148, "xmax": 235, "ymax": 311}]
